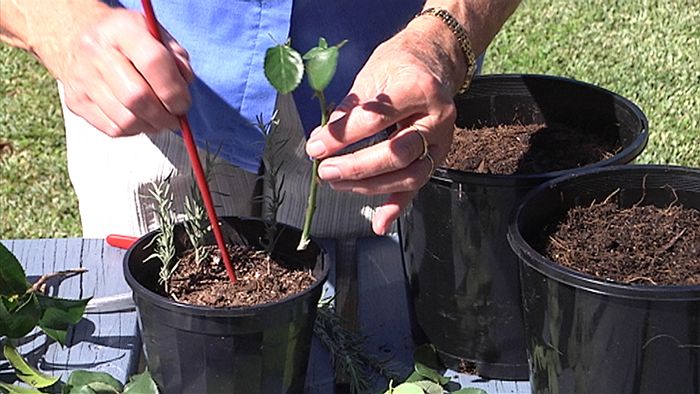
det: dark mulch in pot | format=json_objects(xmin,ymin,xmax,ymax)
[
  {"xmin": 166, "ymin": 244, "xmax": 316, "ymax": 307},
  {"xmin": 444, "ymin": 123, "xmax": 619, "ymax": 175},
  {"xmin": 544, "ymin": 196, "xmax": 700, "ymax": 286}
]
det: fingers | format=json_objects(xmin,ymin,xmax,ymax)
[
  {"xmin": 326, "ymin": 147, "xmax": 437, "ymax": 194},
  {"xmin": 316, "ymin": 126, "xmax": 438, "ymax": 183},
  {"xmin": 111, "ymin": 16, "xmax": 192, "ymax": 115},
  {"xmin": 372, "ymin": 191, "xmax": 417, "ymax": 236},
  {"xmin": 63, "ymin": 84, "xmax": 121, "ymax": 136},
  {"xmin": 161, "ymin": 29, "xmax": 194, "ymax": 83},
  {"xmin": 62, "ymin": 9, "xmax": 193, "ymax": 137},
  {"xmin": 94, "ymin": 45, "xmax": 180, "ymax": 131},
  {"xmin": 306, "ymin": 80, "xmax": 426, "ymax": 159}
]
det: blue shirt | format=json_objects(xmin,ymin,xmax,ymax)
[{"xmin": 113, "ymin": 1, "xmax": 422, "ymax": 172}]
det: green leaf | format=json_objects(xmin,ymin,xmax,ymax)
[
  {"xmin": 65, "ymin": 371, "xmax": 122, "ymax": 394},
  {"xmin": 405, "ymin": 371, "xmax": 425, "ymax": 383},
  {"xmin": 123, "ymin": 370, "xmax": 158, "ymax": 394},
  {"xmin": 413, "ymin": 344, "xmax": 444, "ymax": 371},
  {"xmin": 391, "ymin": 382, "xmax": 425, "ymax": 394},
  {"xmin": 264, "ymin": 43, "xmax": 304, "ymax": 94},
  {"xmin": 36, "ymin": 294, "xmax": 90, "ymax": 346},
  {"xmin": 66, "ymin": 382, "xmax": 120, "ymax": 394},
  {"xmin": 451, "ymin": 389, "xmax": 488, "ymax": 394},
  {"xmin": 0, "ymin": 294, "xmax": 41, "ymax": 339},
  {"xmin": 412, "ymin": 344, "xmax": 450, "ymax": 386},
  {"xmin": 414, "ymin": 362, "xmax": 450, "ymax": 386},
  {"xmin": 0, "ymin": 242, "xmax": 31, "ymax": 297},
  {"xmin": 302, "ymin": 38, "xmax": 346, "ymax": 92},
  {"xmin": 0, "ymin": 382, "xmax": 42, "ymax": 394},
  {"xmin": 3, "ymin": 344, "xmax": 61, "ymax": 389},
  {"xmin": 413, "ymin": 380, "xmax": 444, "ymax": 394}
]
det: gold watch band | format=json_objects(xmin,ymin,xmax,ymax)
[{"xmin": 415, "ymin": 7, "xmax": 476, "ymax": 95}]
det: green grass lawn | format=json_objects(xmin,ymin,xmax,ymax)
[
  {"xmin": 1, "ymin": 0, "xmax": 698, "ymax": 239},
  {"xmin": 1, "ymin": 46, "xmax": 80, "ymax": 239}
]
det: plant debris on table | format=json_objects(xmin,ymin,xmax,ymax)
[
  {"xmin": 444, "ymin": 123, "xmax": 619, "ymax": 174},
  {"xmin": 166, "ymin": 244, "xmax": 316, "ymax": 307},
  {"xmin": 544, "ymin": 198, "xmax": 700, "ymax": 286}
]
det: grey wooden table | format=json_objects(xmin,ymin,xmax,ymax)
[{"xmin": 1, "ymin": 237, "xmax": 531, "ymax": 394}]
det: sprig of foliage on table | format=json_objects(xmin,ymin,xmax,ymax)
[
  {"xmin": 314, "ymin": 297, "xmax": 400, "ymax": 394},
  {"xmin": 0, "ymin": 243, "xmax": 89, "ymax": 347},
  {"xmin": 384, "ymin": 345, "xmax": 487, "ymax": 394},
  {"xmin": 0, "ymin": 242, "xmax": 158, "ymax": 394},
  {"xmin": 264, "ymin": 37, "xmax": 347, "ymax": 251}
]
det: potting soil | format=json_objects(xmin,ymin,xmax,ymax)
[
  {"xmin": 544, "ymin": 198, "xmax": 700, "ymax": 286},
  {"xmin": 444, "ymin": 123, "xmax": 619, "ymax": 174},
  {"xmin": 166, "ymin": 244, "xmax": 316, "ymax": 307}
]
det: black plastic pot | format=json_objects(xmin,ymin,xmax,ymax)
[
  {"xmin": 124, "ymin": 217, "xmax": 328, "ymax": 394},
  {"xmin": 508, "ymin": 165, "xmax": 700, "ymax": 393},
  {"xmin": 399, "ymin": 74, "xmax": 649, "ymax": 380}
]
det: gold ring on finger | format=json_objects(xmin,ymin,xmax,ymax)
[
  {"xmin": 412, "ymin": 126, "xmax": 430, "ymax": 160},
  {"xmin": 424, "ymin": 152, "xmax": 435, "ymax": 175}
]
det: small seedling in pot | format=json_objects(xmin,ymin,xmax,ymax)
[
  {"xmin": 145, "ymin": 153, "xmax": 219, "ymax": 296},
  {"xmin": 145, "ymin": 176, "xmax": 177, "ymax": 292},
  {"xmin": 254, "ymin": 112, "xmax": 287, "ymax": 254},
  {"xmin": 183, "ymin": 150, "xmax": 220, "ymax": 267},
  {"xmin": 264, "ymin": 37, "xmax": 347, "ymax": 250}
]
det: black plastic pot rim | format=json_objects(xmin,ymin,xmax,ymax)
[
  {"xmin": 508, "ymin": 164, "xmax": 700, "ymax": 302},
  {"xmin": 123, "ymin": 221, "xmax": 330, "ymax": 317},
  {"xmin": 432, "ymin": 74, "xmax": 649, "ymax": 187}
]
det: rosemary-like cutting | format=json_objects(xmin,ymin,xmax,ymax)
[
  {"xmin": 314, "ymin": 298, "xmax": 400, "ymax": 394},
  {"xmin": 255, "ymin": 112, "xmax": 288, "ymax": 254},
  {"xmin": 145, "ymin": 177, "xmax": 177, "ymax": 291}
]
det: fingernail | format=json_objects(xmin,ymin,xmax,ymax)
[
  {"xmin": 372, "ymin": 211, "xmax": 387, "ymax": 236},
  {"xmin": 318, "ymin": 165, "xmax": 341, "ymax": 181},
  {"xmin": 309, "ymin": 127, "xmax": 322, "ymax": 138},
  {"xmin": 306, "ymin": 139, "xmax": 327, "ymax": 157}
]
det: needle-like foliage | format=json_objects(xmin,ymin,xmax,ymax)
[
  {"xmin": 145, "ymin": 177, "xmax": 177, "ymax": 291},
  {"xmin": 314, "ymin": 297, "xmax": 400, "ymax": 394}
]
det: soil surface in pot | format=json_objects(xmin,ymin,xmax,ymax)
[
  {"xmin": 543, "ymin": 197, "xmax": 700, "ymax": 286},
  {"xmin": 164, "ymin": 244, "xmax": 316, "ymax": 307},
  {"xmin": 444, "ymin": 123, "xmax": 619, "ymax": 174}
]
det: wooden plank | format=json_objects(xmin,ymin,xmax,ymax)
[
  {"xmin": 3, "ymin": 237, "xmax": 531, "ymax": 393},
  {"xmin": 450, "ymin": 370, "xmax": 531, "ymax": 393},
  {"xmin": 2, "ymin": 239, "xmax": 140, "ymax": 385}
]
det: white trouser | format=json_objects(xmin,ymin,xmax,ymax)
[{"xmin": 60, "ymin": 85, "xmax": 386, "ymax": 239}]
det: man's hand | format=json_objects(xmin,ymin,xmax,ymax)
[
  {"xmin": 1, "ymin": 1, "xmax": 194, "ymax": 137},
  {"xmin": 304, "ymin": 18, "xmax": 461, "ymax": 236},
  {"xmin": 304, "ymin": 0, "xmax": 520, "ymax": 236}
]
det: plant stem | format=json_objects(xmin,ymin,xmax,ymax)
[
  {"xmin": 27, "ymin": 268, "xmax": 88, "ymax": 294},
  {"xmin": 297, "ymin": 90, "xmax": 328, "ymax": 250}
]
